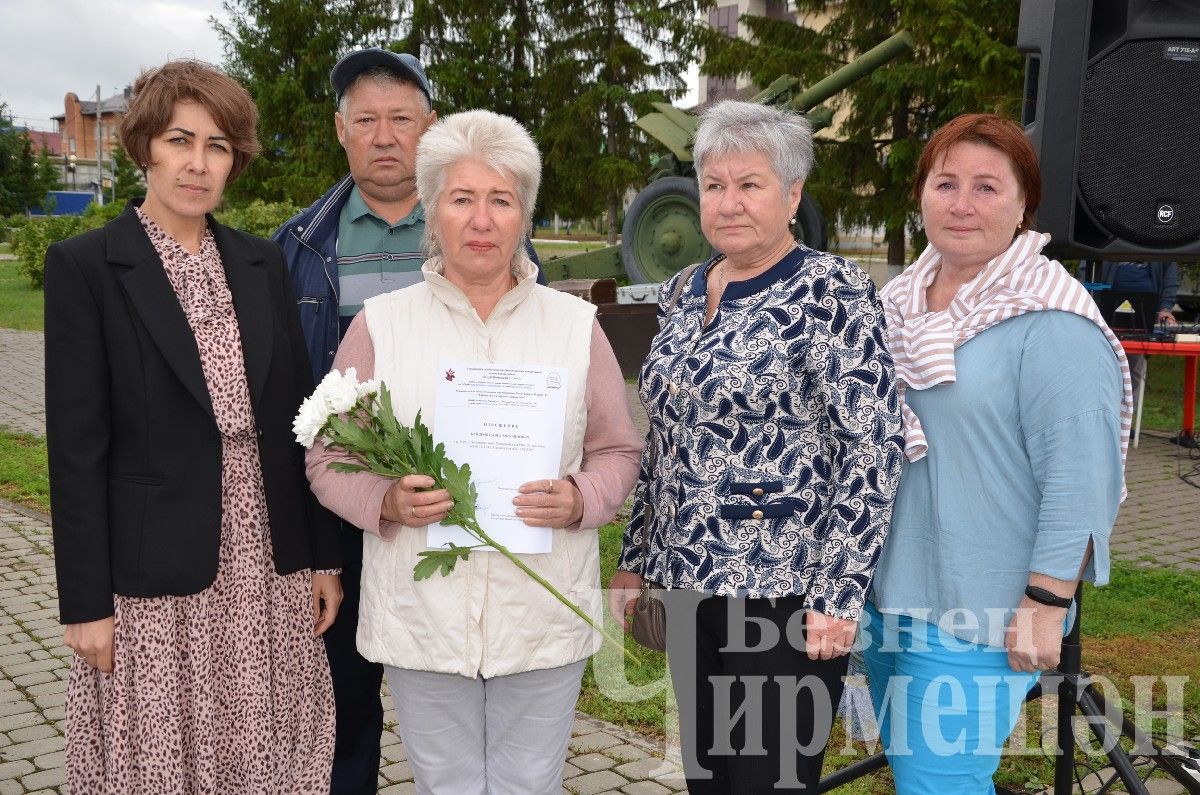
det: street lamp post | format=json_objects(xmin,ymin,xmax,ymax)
[{"xmin": 65, "ymin": 154, "xmax": 77, "ymax": 190}]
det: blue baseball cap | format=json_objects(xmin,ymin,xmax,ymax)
[{"xmin": 330, "ymin": 48, "xmax": 432, "ymax": 105}]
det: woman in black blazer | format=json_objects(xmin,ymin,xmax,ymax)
[{"xmin": 44, "ymin": 60, "xmax": 341, "ymax": 793}]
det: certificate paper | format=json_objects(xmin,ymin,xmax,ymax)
[{"xmin": 428, "ymin": 361, "xmax": 569, "ymax": 554}]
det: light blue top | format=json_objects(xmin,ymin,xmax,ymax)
[{"xmin": 869, "ymin": 310, "xmax": 1124, "ymax": 648}]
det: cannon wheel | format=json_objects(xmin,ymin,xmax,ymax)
[
  {"xmin": 621, "ymin": 176, "xmax": 711, "ymax": 284},
  {"xmin": 622, "ymin": 176, "xmax": 827, "ymax": 283}
]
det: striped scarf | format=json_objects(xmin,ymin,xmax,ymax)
[{"xmin": 880, "ymin": 230, "xmax": 1131, "ymax": 493}]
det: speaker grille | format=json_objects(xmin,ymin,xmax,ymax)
[{"xmin": 1078, "ymin": 40, "xmax": 1200, "ymax": 246}]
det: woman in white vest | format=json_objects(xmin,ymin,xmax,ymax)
[{"xmin": 305, "ymin": 110, "xmax": 642, "ymax": 794}]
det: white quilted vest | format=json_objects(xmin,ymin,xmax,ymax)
[{"xmin": 358, "ymin": 256, "xmax": 600, "ymax": 677}]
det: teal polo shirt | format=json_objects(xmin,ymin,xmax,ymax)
[{"xmin": 336, "ymin": 185, "xmax": 426, "ymax": 329}]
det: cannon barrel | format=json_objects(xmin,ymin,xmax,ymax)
[{"xmin": 787, "ymin": 30, "xmax": 914, "ymax": 113}]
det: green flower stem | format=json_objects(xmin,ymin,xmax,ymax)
[{"xmin": 455, "ymin": 515, "xmax": 641, "ymax": 666}]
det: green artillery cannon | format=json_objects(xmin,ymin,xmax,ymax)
[{"xmin": 540, "ymin": 30, "xmax": 914, "ymax": 284}]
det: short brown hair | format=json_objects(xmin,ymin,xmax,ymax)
[
  {"xmin": 913, "ymin": 113, "xmax": 1042, "ymax": 234},
  {"xmin": 119, "ymin": 60, "xmax": 260, "ymax": 182}
]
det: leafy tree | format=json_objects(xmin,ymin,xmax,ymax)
[
  {"xmin": 213, "ymin": 0, "xmax": 396, "ymax": 204},
  {"xmin": 703, "ymin": 0, "xmax": 1023, "ymax": 265},
  {"xmin": 110, "ymin": 143, "xmax": 144, "ymax": 202},
  {"xmin": 537, "ymin": 0, "xmax": 711, "ymax": 243}
]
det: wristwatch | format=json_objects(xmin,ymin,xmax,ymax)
[{"xmin": 1024, "ymin": 585, "xmax": 1073, "ymax": 608}]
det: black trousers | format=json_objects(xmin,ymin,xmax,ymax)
[
  {"xmin": 325, "ymin": 522, "xmax": 384, "ymax": 795},
  {"xmin": 667, "ymin": 593, "xmax": 848, "ymax": 794}
]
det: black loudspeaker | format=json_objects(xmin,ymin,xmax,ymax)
[{"xmin": 1018, "ymin": 0, "xmax": 1200, "ymax": 260}]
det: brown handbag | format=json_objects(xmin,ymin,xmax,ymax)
[
  {"xmin": 630, "ymin": 456, "xmax": 666, "ymax": 652},
  {"xmin": 629, "ymin": 263, "xmax": 699, "ymax": 653},
  {"xmin": 631, "ymin": 579, "xmax": 667, "ymax": 652}
]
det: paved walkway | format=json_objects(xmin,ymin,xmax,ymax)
[
  {"xmin": 0, "ymin": 331, "xmax": 44, "ymax": 438},
  {"xmin": 1, "ymin": 329, "xmax": 1197, "ymax": 793}
]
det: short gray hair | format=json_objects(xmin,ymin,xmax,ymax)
[
  {"xmin": 337, "ymin": 66, "xmax": 432, "ymax": 116},
  {"xmin": 415, "ymin": 110, "xmax": 541, "ymax": 258},
  {"xmin": 693, "ymin": 101, "xmax": 814, "ymax": 190}
]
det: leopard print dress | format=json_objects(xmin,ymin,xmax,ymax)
[{"xmin": 65, "ymin": 210, "xmax": 336, "ymax": 793}]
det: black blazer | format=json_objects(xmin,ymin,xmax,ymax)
[{"xmin": 45, "ymin": 202, "xmax": 339, "ymax": 625}]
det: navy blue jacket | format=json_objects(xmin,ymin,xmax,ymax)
[{"xmin": 273, "ymin": 175, "xmax": 546, "ymax": 384}]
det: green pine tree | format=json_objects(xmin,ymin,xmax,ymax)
[
  {"xmin": 0, "ymin": 103, "xmax": 17, "ymax": 215},
  {"xmin": 396, "ymin": 0, "xmax": 540, "ymax": 125},
  {"xmin": 212, "ymin": 0, "xmax": 396, "ymax": 204},
  {"xmin": 13, "ymin": 133, "xmax": 41, "ymax": 214},
  {"xmin": 537, "ymin": 0, "xmax": 711, "ymax": 243},
  {"xmin": 34, "ymin": 146, "xmax": 61, "ymax": 211},
  {"xmin": 110, "ymin": 143, "xmax": 144, "ymax": 202}
]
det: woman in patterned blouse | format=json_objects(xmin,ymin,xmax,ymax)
[
  {"xmin": 608, "ymin": 100, "xmax": 905, "ymax": 793},
  {"xmin": 44, "ymin": 60, "xmax": 341, "ymax": 792}
]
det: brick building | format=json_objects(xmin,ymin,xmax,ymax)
[
  {"xmin": 49, "ymin": 89, "xmax": 131, "ymax": 198},
  {"xmin": 52, "ymin": 89, "xmax": 129, "ymax": 160}
]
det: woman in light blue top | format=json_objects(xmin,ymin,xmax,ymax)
[{"xmin": 866, "ymin": 113, "xmax": 1129, "ymax": 794}]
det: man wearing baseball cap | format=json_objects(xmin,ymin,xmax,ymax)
[{"xmin": 274, "ymin": 49, "xmax": 542, "ymax": 793}]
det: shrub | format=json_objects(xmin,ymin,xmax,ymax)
[
  {"xmin": 83, "ymin": 201, "xmax": 124, "ymax": 225},
  {"xmin": 12, "ymin": 215, "xmax": 104, "ymax": 288},
  {"xmin": 1, "ymin": 213, "xmax": 32, "ymax": 245},
  {"xmin": 215, "ymin": 200, "xmax": 301, "ymax": 239},
  {"xmin": 10, "ymin": 199, "xmax": 302, "ymax": 288}
]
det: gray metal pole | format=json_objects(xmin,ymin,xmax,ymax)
[{"xmin": 95, "ymin": 85, "xmax": 103, "ymax": 205}]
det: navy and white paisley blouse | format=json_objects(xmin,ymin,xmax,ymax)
[{"xmin": 618, "ymin": 245, "xmax": 905, "ymax": 620}]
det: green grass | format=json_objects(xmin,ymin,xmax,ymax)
[
  {"xmin": 0, "ymin": 430, "xmax": 50, "ymax": 513},
  {"xmin": 579, "ymin": 520, "xmax": 670, "ymax": 735},
  {"xmin": 0, "ymin": 256, "xmax": 43, "ymax": 331},
  {"xmin": 1140, "ymin": 355, "xmax": 1200, "ymax": 433},
  {"xmin": 1081, "ymin": 561, "xmax": 1200, "ymax": 637},
  {"xmin": 531, "ymin": 240, "xmax": 613, "ymax": 261}
]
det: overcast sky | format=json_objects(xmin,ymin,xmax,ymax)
[
  {"xmin": 2, "ymin": 0, "xmax": 699, "ymax": 132},
  {"xmin": 1, "ymin": 0, "xmax": 229, "ymax": 131}
]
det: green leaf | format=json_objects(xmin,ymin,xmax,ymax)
[{"xmin": 413, "ymin": 544, "xmax": 476, "ymax": 580}]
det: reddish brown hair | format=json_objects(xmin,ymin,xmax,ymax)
[
  {"xmin": 119, "ymin": 60, "xmax": 260, "ymax": 182},
  {"xmin": 913, "ymin": 113, "xmax": 1041, "ymax": 233}
]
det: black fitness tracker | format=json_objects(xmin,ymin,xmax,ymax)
[{"xmin": 1024, "ymin": 585, "xmax": 1073, "ymax": 608}]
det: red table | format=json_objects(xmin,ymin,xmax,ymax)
[{"xmin": 1120, "ymin": 339, "xmax": 1200, "ymax": 441}]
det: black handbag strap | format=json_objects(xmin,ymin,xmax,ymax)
[{"xmin": 640, "ymin": 261, "xmax": 702, "ymax": 576}]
